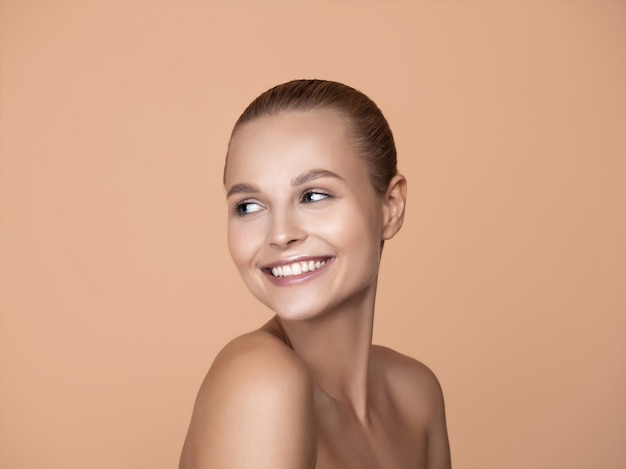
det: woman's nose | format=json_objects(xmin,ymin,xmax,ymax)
[{"xmin": 268, "ymin": 211, "xmax": 307, "ymax": 248}]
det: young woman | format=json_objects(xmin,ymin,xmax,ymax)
[{"xmin": 180, "ymin": 79, "xmax": 451, "ymax": 469}]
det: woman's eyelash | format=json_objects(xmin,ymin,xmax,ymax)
[
  {"xmin": 301, "ymin": 190, "xmax": 331, "ymax": 203},
  {"xmin": 231, "ymin": 191, "xmax": 331, "ymax": 215},
  {"xmin": 231, "ymin": 200, "xmax": 262, "ymax": 216}
]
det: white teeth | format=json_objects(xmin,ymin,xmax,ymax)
[{"xmin": 270, "ymin": 260, "xmax": 328, "ymax": 277}]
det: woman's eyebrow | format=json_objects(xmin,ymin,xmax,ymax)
[
  {"xmin": 226, "ymin": 183, "xmax": 260, "ymax": 198},
  {"xmin": 291, "ymin": 169, "xmax": 343, "ymax": 187},
  {"xmin": 227, "ymin": 170, "xmax": 342, "ymax": 198}
]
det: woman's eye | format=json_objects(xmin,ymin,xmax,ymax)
[
  {"xmin": 301, "ymin": 191, "xmax": 330, "ymax": 203},
  {"xmin": 236, "ymin": 201, "xmax": 262, "ymax": 215}
]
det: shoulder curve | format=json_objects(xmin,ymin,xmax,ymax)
[
  {"xmin": 180, "ymin": 331, "xmax": 316, "ymax": 469},
  {"xmin": 193, "ymin": 329, "xmax": 314, "ymax": 428},
  {"xmin": 211, "ymin": 330, "xmax": 312, "ymax": 386},
  {"xmin": 371, "ymin": 345, "xmax": 446, "ymax": 417},
  {"xmin": 372, "ymin": 345, "xmax": 442, "ymax": 388}
]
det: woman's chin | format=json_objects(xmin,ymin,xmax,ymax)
[
  {"xmin": 273, "ymin": 307, "xmax": 325, "ymax": 323},
  {"xmin": 263, "ymin": 299, "xmax": 330, "ymax": 323}
]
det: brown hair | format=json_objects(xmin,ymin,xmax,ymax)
[{"xmin": 225, "ymin": 79, "xmax": 397, "ymax": 195}]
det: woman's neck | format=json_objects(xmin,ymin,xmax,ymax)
[{"xmin": 271, "ymin": 285, "xmax": 377, "ymax": 424}]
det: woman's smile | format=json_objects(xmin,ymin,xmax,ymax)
[
  {"xmin": 264, "ymin": 255, "xmax": 333, "ymax": 277},
  {"xmin": 262, "ymin": 256, "xmax": 335, "ymax": 285}
]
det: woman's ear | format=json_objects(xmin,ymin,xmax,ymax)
[{"xmin": 381, "ymin": 174, "xmax": 407, "ymax": 240}]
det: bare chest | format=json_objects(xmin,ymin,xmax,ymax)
[{"xmin": 313, "ymin": 396, "xmax": 428, "ymax": 469}]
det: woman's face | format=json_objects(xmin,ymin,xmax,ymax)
[{"xmin": 224, "ymin": 109, "xmax": 392, "ymax": 321}]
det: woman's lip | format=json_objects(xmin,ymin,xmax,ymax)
[{"xmin": 262, "ymin": 256, "xmax": 334, "ymax": 270}]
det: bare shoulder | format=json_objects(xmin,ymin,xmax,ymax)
[
  {"xmin": 371, "ymin": 345, "xmax": 451, "ymax": 469},
  {"xmin": 372, "ymin": 345, "xmax": 444, "ymax": 400},
  {"xmin": 207, "ymin": 329, "xmax": 311, "ymax": 387},
  {"xmin": 180, "ymin": 331, "xmax": 316, "ymax": 469}
]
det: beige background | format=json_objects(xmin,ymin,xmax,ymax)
[{"xmin": 1, "ymin": 1, "xmax": 624, "ymax": 468}]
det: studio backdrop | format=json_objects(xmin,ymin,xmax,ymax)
[{"xmin": 0, "ymin": 1, "xmax": 624, "ymax": 468}]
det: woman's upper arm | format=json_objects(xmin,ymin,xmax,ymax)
[
  {"xmin": 424, "ymin": 371, "xmax": 451, "ymax": 469},
  {"xmin": 180, "ymin": 337, "xmax": 317, "ymax": 469}
]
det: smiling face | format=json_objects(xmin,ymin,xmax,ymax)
[{"xmin": 224, "ymin": 108, "xmax": 403, "ymax": 321}]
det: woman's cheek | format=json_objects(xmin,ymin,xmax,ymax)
[
  {"xmin": 228, "ymin": 219, "xmax": 264, "ymax": 269},
  {"xmin": 227, "ymin": 222, "xmax": 249, "ymax": 268}
]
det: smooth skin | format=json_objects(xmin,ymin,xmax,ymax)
[{"xmin": 180, "ymin": 109, "xmax": 451, "ymax": 469}]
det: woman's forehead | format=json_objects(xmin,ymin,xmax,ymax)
[
  {"xmin": 230, "ymin": 108, "xmax": 349, "ymax": 149},
  {"xmin": 224, "ymin": 109, "xmax": 367, "ymax": 186}
]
